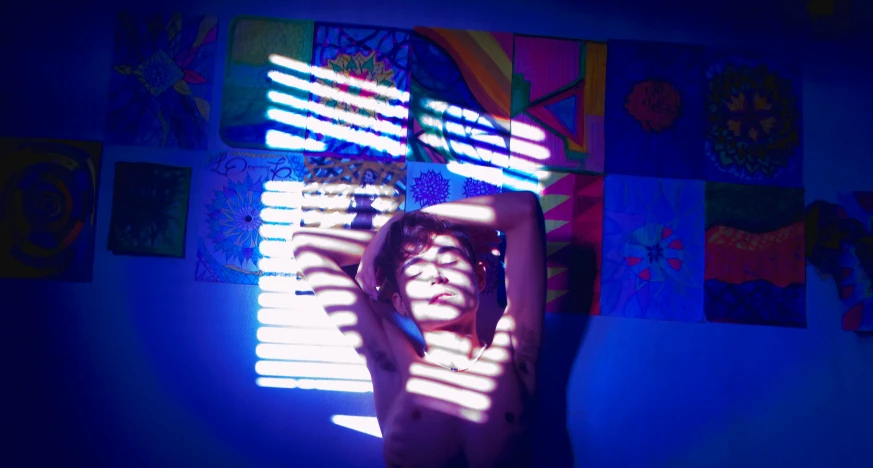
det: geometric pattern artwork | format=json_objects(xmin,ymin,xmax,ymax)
[
  {"xmin": 405, "ymin": 161, "xmax": 502, "ymax": 211},
  {"xmin": 806, "ymin": 192, "xmax": 873, "ymax": 332},
  {"xmin": 605, "ymin": 40, "xmax": 706, "ymax": 179},
  {"xmin": 301, "ymin": 155, "xmax": 407, "ymax": 229},
  {"xmin": 0, "ymin": 139, "xmax": 102, "ymax": 282},
  {"xmin": 107, "ymin": 162, "xmax": 192, "ymax": 258},
  {"xmin": 408, "ymin": 28, "xmax": 514, "ymax": 168},
  {"xmin": 703, "ymin": 52, "xmax": 803, "ymax": 187},
  {"xmin": 704, "ymin": 183, "xmax": 806, "ymax": 327},
  {"xmin": 511, "ymin": 35, "xmax": 607, "ymax": 173},
  {"xmin": 304, "ymin": 23, "xmax": 410, "ymax": 162},
  {"xmin": 106, "ymin": 13, "xmax": 217, "ymax": 150},
  {"xmin": 220, "ymin": 16, "xmax": 314, "ymax": 150},
  {"xmin": 601, "ymin": 176, "xmax": 705, "ymax": 322},
  {"xmin": 505, "ymin": 171, "xmax": 603, "ymax": 314},
  {"xmin": 195, "ymin": 151, "xmax": 307, "ymax": 285}
]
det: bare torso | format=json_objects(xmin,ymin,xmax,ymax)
[{"xmin": 378, "ymin": 318, "xmax": 534, "ymax": 468}]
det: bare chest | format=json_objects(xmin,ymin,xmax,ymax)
[{"xmin": 380, "ymin": 353, "xmax": 533, "ymax": 468}]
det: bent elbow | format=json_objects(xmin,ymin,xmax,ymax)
[
  {"xmin": 517, "ymin": 190, "xmax": 542, "ymax": 218},
  {"xmin": 289, "ymin": 231, "xmax": 311, "ymax": 258},
  {"xmin": 521, "ymin": 190, "xmax": 539, "ymax": 210}
]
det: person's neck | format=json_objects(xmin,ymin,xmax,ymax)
[{"xmin": 423, "ymin": 314, "xmax": 483, "ymax": 359}]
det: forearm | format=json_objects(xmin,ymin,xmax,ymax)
[
  {"xmin": 291, "ymin": 227, "xmax": 375, "ymax": 267},
  {"xmin": 417, "ymin": 191, "xmax": 540, "ymax": 234}
]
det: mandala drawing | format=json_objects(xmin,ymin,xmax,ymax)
[
  {"xmin": 604, "ymin": 40, "xmax": 706, "ymax": 179},
  {"xmin": 108, "ymin": 162, "xmax": 192, "ymax": 257},
  {"xmin": 806, "ymin": 192, "xmax": 873, "ymax": 332},
  {"xmin": 410, "ymin": 170, "xmax": 450, "ymax": 208},
  {"xmin": 106, "ymin": 13, "xmax": 217, "ymax": 150},
  {"xmin": 221, "ymin": 17, "xmax": 314, "ymax": 150},
  {"xmin": 704, "ymin": 183, "xmax": 806, "ymax": 327},
  {"xmin": 511, "ymin": 35, "xmax": 607, "ymax": 172},
  {"xmin": 0, "ymin": 139, "xmax": 102, "ymax": 282},
  {"xmin": 305, "ymin": 24, "xmax": 410, "ymax": 161},
  {"xmin": 704, "ymin": 53, "xmax": 802, "ymax": 187},
  {"xmin": 301, "ymin": 155, "xmax": 406, "ymax": 229},
  {"xmin": 196, "ymin": 152, "xmax": 305, "ymax": 285},
  {"xmin": 408, "ymin": 28, "xmax": 514, "ymax": 167},
  {"xmin": 463, "ymin": 177, "xmax": 501, "ymax": 198},
  {"xmin": 601, "ymin": 176, "xmax": 705, "ymax": 322},
  {"xmin": 404, "ymin": 162, "xmax": 504, "ymax": 212}
]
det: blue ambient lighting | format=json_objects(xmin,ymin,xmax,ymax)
[
  {"xmin": 255, "ymin": 179, "xmax": 375, "ymax": 394},
  {"xmin": 254, "ymin": 55, "xmax": 548, "ymax": 435}
]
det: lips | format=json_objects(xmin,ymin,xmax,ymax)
[{"xmin": 429, "ymin": 292, "xmax": 453, "ymax": 304}]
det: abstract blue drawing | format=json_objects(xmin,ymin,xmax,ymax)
[
  {"xmin": 601, "ymin": 175, "xmax": 706, "ymax": 321},
  {"xmin": 106, "ymin": 13, "xmax": 217, "ymax": 150}
]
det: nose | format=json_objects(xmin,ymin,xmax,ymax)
[{"xmin": 422, "ymin": 263, "xmax": 448, "ymax": 284}]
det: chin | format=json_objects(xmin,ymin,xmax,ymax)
[{"xmin": 414, "ymin": 308, "xmax": 476, "ymax": 331}]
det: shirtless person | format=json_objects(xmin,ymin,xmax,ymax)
[{"xmin": 291, "ymin": 191, "xmax": 546, "ymax": 467}]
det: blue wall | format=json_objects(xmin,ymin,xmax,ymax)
[{"xmin": 2, "ymin": 1, "xmax": 872, "ymax": 466}]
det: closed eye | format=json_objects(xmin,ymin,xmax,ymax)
[{"xmin": 438, "ymin": 252, "xmax": 460, "ymax": 265}]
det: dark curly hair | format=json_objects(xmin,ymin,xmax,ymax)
[{"xmin": 374, "ymin": 211, "xmax": 477, "ymax": 299}]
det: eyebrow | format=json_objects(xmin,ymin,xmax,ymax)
[{"xmin": 399, "ymin": 246, "xmax": 464, "ymax": 272}]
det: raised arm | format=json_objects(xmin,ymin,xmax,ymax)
[
  {"xmin": 291, "ymin": 228, "xmax": 399, "ymax": 423},
  {"xmin": 419, "ymin": 191, "xmax": 546, "ymax": 394}
]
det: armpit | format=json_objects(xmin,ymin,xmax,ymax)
[
  {"xmin": 511, "ymin": 331, "xmax": 540, "ymax": 376},
  {"xmin": 513, "ymin": 344, "xmax": 538, "ymax": 376},
  {"xmin": 367, "ymin": 343, "xmax": 398, "ymax": 373},
  {"xmin": 507, "ymin": 325, "xmax": 540, "ymax": 398}
]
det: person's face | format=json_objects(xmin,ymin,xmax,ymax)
[{"xmin": 391, "ymin": 234, "xmax": 485, "ymax": 330}]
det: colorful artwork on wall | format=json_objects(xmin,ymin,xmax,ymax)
[
  {"xmin": 604, "ymin": 40, "xmax": 706, "ymax": 179},
  {"xmin": 405, "ymin": 161, "xmax": 502, "ymax": 211},
  {"xmin": 196, "ymin": 151, "xmax": 306, "ymax": 285},
  {"xmin": 302, "ymin": 155, "xmax": 407, "ymax": 229},
  {"xmin": 107, "ymin": 162, "xmax": 192, "ymax": 257},
  {"xmin": 106, "ymin": 13, "xmax": 217, "ymax": 150},
  {"xmin": 601, "ymin": 175, "xmax": 705, "ymax": 322},
  {"xmin": 408, "ymin": 28, "xmax": 514, "ymax": 168},
  {"xmin": 505, "ymin": 170, "xmax": 603, "ymax": 314},
  {"xmin": 511, "ymin": 35, "xmax": 607, "ymax": 173},
  {"xmin": 0, "ymin": 138, "xmax": 102, "ymax": 282},
  {"xmin": 304, "ymin": 23, "xmax": 410, "ymax": 162},
  {"xmin": 703, "ymin": 52, "xmax": 803, "ymax": 187},
  {"xmin": 704, "ymin": 183, "xmax": 806, "ymax": 327},
  {"xmin": 806, "ymin": 192, "xmax": 873, "ymax": 332},
  {"xmin": 220, "ymin": 16, "xmax": 314, "ymax": 150}
]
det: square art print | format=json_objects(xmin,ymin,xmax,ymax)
[
  {"xmin": 107, "ymin": 162, "xmax": 192, "ymax": 257},
  {"xmin": 106, "ymin": 13, "xmax": 217, "ymax": 150},
  {"xmin": 0, "ymin": 138, "xmax": 102, "ymax": 282},
  {"xmin": 511, "ymin": 35, "xmax": 607, "ymax": 173},
  {"xmin": 704, "ymin": 183, "xmax": 806, "ymax": 327}
]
